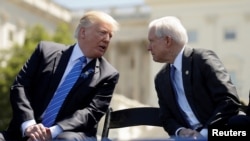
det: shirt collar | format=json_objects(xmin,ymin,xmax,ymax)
[
  {"xmin": 71, "ymin": 43, "xmax": 84, "ymax": 62},
  {"xmin": 172, "ymin": 46, "xmax": 185, "ymax": 72},
  {"xmin": 71, "ymin": 43, "xmax": 92, "ymax": 63}
]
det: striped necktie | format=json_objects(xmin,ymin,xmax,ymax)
[{"xmin": 42, "ymin": 56, "xmax": 86, "ymax": 127}]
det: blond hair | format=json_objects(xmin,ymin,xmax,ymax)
[{"xmin": 74, "ymin": 11, "xmax": 119, "ymax": 38}]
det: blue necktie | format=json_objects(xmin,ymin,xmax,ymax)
[
  {"xmin": 42, "ymin": 56, "xmax": 86, "ymax": 127},
  {"xmin": 170, "ymin": 65, "xmax": 179, "ymax": 99},
  {"xmin": 170, "ymin": 65, "xmax": 200, "ymax": 127}
]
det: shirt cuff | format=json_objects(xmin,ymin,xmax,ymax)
[
  {"xmin": 49, "ymin": 125, "xmax": 63, "ymax": 139},
  {"xmin": 175, "ymin": 127, "xmax": 185, "ymax": 136},
  {"xmin": 21, "ymin": 120, "xmax": 37, "ymax": 137},
  {"xmin": 200, "ymin": 128, "xmax": 208, "ymax": 138}
]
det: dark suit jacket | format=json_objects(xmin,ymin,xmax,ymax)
[
  {"xmin": 5, "ymin": 41, "xmax": 119, "ymax": 139},
  {"xmin": 155, "ymin": 47, "xmax": 241, "ymax": 136}
]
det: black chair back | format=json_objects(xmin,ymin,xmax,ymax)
[{"xmin": 101, "ymin": 107, "xmax": 162, "ymax": 140}]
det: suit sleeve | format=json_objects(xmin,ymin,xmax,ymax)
[
  {"xmin": 9, "ymin": 42, "xmax": 44, "ymax": 126},
  {"xmin": 9, "ymin": 41, "xmax": 65, "ymax": 127},
  {"xmin": 197, "ymin": 50, "xmax": 241, "ymax": 127}
]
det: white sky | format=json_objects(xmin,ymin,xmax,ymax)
[{"xmin": 53, "ymin": 0, "xmax": 145, "ymax": 10}]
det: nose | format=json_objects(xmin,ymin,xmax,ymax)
[
  {"xmin": 147, "ymin": 44, "xmax": 152, "ymax": 51},
  {"xmin": 103, "ymin": 34, "xmax": 111, "ymax": 42}
]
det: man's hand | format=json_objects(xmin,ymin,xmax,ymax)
[
  {"xmin": 25, "ymin": 123, "xmax": 52, "ymax": 141},
  {"xmin": 178, "ymin": 128, "xmax": 203, "ymax": 139}
]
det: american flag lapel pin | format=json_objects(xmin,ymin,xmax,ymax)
[{"xmin": 81, "ymin": 69, "xmax": 94, "ymax": 78}]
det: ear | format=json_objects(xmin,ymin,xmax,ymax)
[
  {"xmin": 164, "ymin": 36, "xmax": 172, "ymax": 46},
  {"xmin": 79, "ymin": 27, "xmax": 86, "ymax": 38},
  {"xmin": 166, "ymin": 36, "xmax": 172, "ymax": 46}
]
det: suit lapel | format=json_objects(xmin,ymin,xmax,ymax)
[
  {"xmin": 48, "ymin": 46, "xmax": 73, "ymax": 99},
  {"xmin": 182, "ymin": 46, "xmax": 193, "ymax": 97},
  {"xmin": 162, "ymin": 64, "xmax": 179, "ymax": 108},
  {"xmin": 89, "ymin": 58, "xmax": 100, "ymax": 87},
  {"xmin": 182, "ymin": 47, "xmax": 198, "ymax": 115}
]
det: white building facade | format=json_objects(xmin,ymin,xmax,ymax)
[{"xmin": 0, "ymin": 0, "xmax": 71, "ymax": 49}]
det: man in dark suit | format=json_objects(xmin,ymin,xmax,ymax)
[
  {"xmin": 147, "ymin": 16, "xmax": 242, "ymax": 140},
  {"xmin": 0, "ymin": 11, "xmax": 119, "ymax": 141}
]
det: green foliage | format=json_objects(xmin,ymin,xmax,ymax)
[
  {"xmin": 53, "ymin": 23, "xmax": 75, "ymax": 45},
  {"xmin": 0, "ymin": 49, "xmax": 12, "ymax": 130},
  {"xmin": 0, "ymin": 23, "xmax": 74, "ymax": 130}
]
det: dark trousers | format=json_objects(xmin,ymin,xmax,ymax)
[
  {"xmin": 228, "ymin": 114, "xmax": 250, "ymax": 128},
  {"xmin": 0, "ymin": 131, "xmax": 97, "ymax": 141}
]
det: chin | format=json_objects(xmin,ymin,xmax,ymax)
[
  {"xmin": 94, "ymin": 54, "xmax": 103, "ymax": 58},
  {"xmin": 153, "ymin": 58, "xmax": 159, "ymax": 62},
  {"xmin": 154, "ymin": 58, "xmax": 164, "ymax": 63}
]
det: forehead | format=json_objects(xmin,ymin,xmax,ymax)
[
  {"xmin": 148, "ymin": 27, "xmax": 156, "ymax": 38},
  {"xmin": 92, "ymin": 21, "xmax": 113, "ymax": 31}
]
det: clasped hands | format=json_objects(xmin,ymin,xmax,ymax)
[{"xmin": 25, "ymin": 123, "xmax": 52, "ymax": 141}]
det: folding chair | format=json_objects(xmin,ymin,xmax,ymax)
[{"xmin": 101, "ymin": 107, "xmax": 162, "ymax": 141}]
